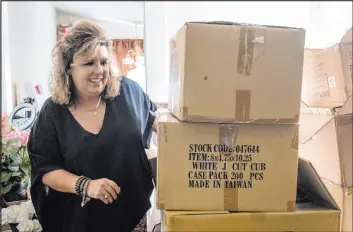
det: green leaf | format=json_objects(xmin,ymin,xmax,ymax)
[
  {"xmin": 20, "ymin": 166, "xmax": 30, "ymax": 176},
  {"xmin": 5, "ymin": 146, "xmax": 19, "ymax": 157},
  {"xmin": 5, "ymin": 138, "xmax": 20, "ymax": 146},
  {"xmin": 12, "ymin": 172, "xmax": 23, "ymax": 177},
  {"xmin": 8, "ymin": 162, "xmax": 20, "ymax": 172},
  {"xmin": 1, "ymin": 183, "xmax": 13, "ymax": 195},
  {"xmin": 1, "ymin": 172, "xmax": 12, "ymax": 183},
  {"xmin": 22, "ymin": 177, "xmax": 30, "ymax": 188},
  {"xmin": 10, "ymin": 153, "xmax": 22, "ymax": 163},
  {"xmin": 23, "ymin": 148, "xmax": 29, "ymax": 157}
]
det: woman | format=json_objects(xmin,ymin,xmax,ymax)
[{"xmin": 28, "ymin": 20, "xmax": 157, "ymax": 232}]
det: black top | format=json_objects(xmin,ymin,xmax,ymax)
[{"xmin": 28, "ymin": 77, "xmax": 156, "ymax": 232}]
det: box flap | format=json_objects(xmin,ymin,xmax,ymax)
[
  {"xmin": 340, "ymin": 27, "xmax": 352, "ymax": 44},
  {"xmin": 300, "ymin": 100, "xmax": 310, "ymax": 108},
  {"xmin": 298, "ymin": 110, "xmax": 334, "ymax": 144},
  {"xmin": 337, "ymin": 94, "xmax": 352, "ymax": 116},
  {"xmin": 186, "ymin": 21, "xmax": 304, "ymax": 31},
  {"xmin": 300, "ymin": 107, "xmax": 334, "ymax": 116},
  {"xmin": 297, "ymin": 158, "xmax": 340, "ymax": 210}
]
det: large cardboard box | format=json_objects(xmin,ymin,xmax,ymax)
[
  {"xmin": 323, "ymin": 179, "xmax": 352, "ymax": 232},
  {"xmin": 299, "ymin": 95, "xmax": 352, "ymax": 187},
  {"xmin": 157, "ymin": 113, "xmax": 299, "ymax": 212},
  {"xmin": 301, "ymin": 27, "xmax": 352, "ymax": 108},
  {"xmin": 161, "ymin": 158, "xmax": 341, "ymax": 232},
  {"xmin": 169, "ymin": 21, "xmax": 305, "ymax": 123}
]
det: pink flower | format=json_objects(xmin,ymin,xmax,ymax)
[
  {"xmin": 2, "ymin": 130, "xmax": 30, "ymax": 147},
  {"xmin": 19, "ymin": 130, "xmax": 30, "ymax": 147}
]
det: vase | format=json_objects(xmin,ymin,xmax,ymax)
[{"xmin": 2, "ymin": 182, "xmax": 27, "ymax": 203}]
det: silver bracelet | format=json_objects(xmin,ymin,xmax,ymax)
[{"xmin": 81, "ymin": 179, "xmax": 91, "ymax": 207}]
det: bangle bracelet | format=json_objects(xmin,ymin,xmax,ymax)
[
  {"xmin": 79, "ymin": 178, "xmax": 89, "ymax": 196},
  {"xmin": 75, "ymin": 175, "xmax": 92, "ymax": 207},
  {"xmin": 75, "ymin": 176, "xmax": 85, "ymax": 195},
  {"xmin": 81, "ymin": 179, "xmax": 91, "ymax": 207}
]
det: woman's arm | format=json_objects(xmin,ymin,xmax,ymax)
[
  {"xmin": 42, "ymin": 169, "xmax": 79, "ymax": 194},
  {"xmin": 42, "ymin": 170, "xmax": 120, "ymax": 204}
]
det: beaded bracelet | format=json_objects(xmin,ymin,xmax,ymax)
[
  {"xmin": 75, "ymin": 176, "xmax": 85, "ymax": 195},
  {"xmin": 74, "ymin": 175, "xmax": 92, "ymax": 207}
]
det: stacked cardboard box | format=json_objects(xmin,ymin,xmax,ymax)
[
  {"xmin": 299, "ymin": 27, "xmax": 352, "ymax": 232},
  {"xmin": 161, "ymin": 159, "xmax": 341, "ymax": 231},
  {"xmin": 301, "ymin": 28, "xmax": 352, "ymax": 109},
  {"xmin": 156, "ymin": 21, "xmax": 342, "ymax": 231}
]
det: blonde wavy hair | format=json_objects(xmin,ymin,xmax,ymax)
[{"xmin": 50, "ymin": 20, "xmax": 121, "ymax": 106}]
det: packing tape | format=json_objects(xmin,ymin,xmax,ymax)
[
  {"xmin": 219, "ymin": 125, "xmax": 240, "ymax": 210},
  {"xmin": 322, "ymin": 177, "xmax": 353, "ymax": 194},
  {"xmin": 237, "ymin": 25, "xmax": 255, "ymax": 76},
  {"xmin": 287, "ymin": 200, "xmax": 295, "ymax": 212},
  {"xmin": 219, "ymin": 124, "xmax": 240, "ymax": 156},
  {"xmin": 224, "ymin": 187, "xmax": 239, "ymax": 211},
  {"xmin": 235, "ymin": 90, "xmax": 251, "ymax": 121}
]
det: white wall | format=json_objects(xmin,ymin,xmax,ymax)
[
  {"xmin": 56, "ymin": 11, "xmax": 144, "ymax": 39},
  {"xmin": 1, "ymin": 2, "xmax": 13, "ymax": 114},
  {"xmin": 51, "ymin": 2, "xmax": 144, "ymax": 24},
  {"xmin": 7, "ymin": 2, "xmax": 57, "ymax": 109},
  {"xmin": 144, "ymin": 2, "xmax": 169, "ymax": 103}
]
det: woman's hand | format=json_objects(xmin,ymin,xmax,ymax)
[
  {"xmin": 86, "ymin": 178, "xmax": 121, "ymax": 204},
  {"xmin": 152, "ymin": 117, "xmax": 158, "ymax": 133}
]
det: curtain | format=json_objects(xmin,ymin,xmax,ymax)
[{"xmin": 112, "ymin": 39, "xmax": 144, "ymax": 76}]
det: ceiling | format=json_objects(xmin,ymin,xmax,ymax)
[{"xmin": 50, "ymin": 1, "xmax": 145, "ymax": 25}]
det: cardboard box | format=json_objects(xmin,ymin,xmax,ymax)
[
  {"xmin": 161, "ymin": 158, "xmax": 341, "ymax": 232},
  {"xmin": 299, "ymin": 95, "xmax": 353, "ymax": 187},
  {"xmin": 323, "ymin": 179, "xmax": 352, "ymax": 232},
  {"xmin": 301, "ymin": 27, "xmax": 352, "ymax": 108},
  {"xmin": 157, "ymin": 113, "xmax": 299, "ymax": 212},
  {"xmin": 169, "ymin": 21, "xmax": 305, "ymax": 123}
]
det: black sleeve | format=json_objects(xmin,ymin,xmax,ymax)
[
  {"xmin": 28, "ymin": 98, "xmax": 66, "ymax": 231},
  {"xmin": 121, "ymin": 77, "xmax": 157, "ymax": 149},
  {"xmin": 142, "ymin": 91, "xmax": 157, "ymax": 149}
]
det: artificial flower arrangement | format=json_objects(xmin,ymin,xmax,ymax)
[
  {"xmin": 1, "ymin": 130, "xmax": 31, "ymax": 202},
  {"xmin": 1, "ymin": 199, "xmax": 42, "ymax": 232}
]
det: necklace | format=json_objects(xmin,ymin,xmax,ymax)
[
  {"xmin": 76, "ymin": 96, "xmax": 102, "ymax": 116},
  {"xmin": 92, "ymin": 96, "xmax": 101, "ymax": 116}
]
